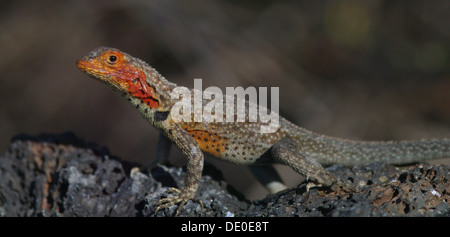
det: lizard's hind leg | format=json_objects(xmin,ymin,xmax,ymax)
[{"xmin": 271, "ymin": 137, "xmax": 352, "ymax": 190}]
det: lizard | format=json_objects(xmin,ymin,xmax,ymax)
[{"xmin": 76, "ymin": 46, "xmax": 450, "ymax": 216}]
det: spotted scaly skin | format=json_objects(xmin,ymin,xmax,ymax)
[{"xmin": 76, "ymin": 47, "xmax": 450, "ymax": 216}]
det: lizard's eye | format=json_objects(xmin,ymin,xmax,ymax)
[{"xmin": 107, "ymin": 55, "xmax": 118, "ymax": 64}]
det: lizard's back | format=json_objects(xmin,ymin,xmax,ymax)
[{"xmin": 179, "ymin": 87, "xmax": 450, "ymax": 167}]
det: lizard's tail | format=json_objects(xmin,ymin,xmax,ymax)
[{"xmin": 295, "ymin": 128, "xmax": 450, "ymax": 166}]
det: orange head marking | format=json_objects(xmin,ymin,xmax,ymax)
[{"xmin": 76, "ymin": 47, "xmax": 159, "ymax": 108}]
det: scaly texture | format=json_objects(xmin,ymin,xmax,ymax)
[{"xmin": 76, "ymin": 46, "xmax": 450, "ymax": 215}]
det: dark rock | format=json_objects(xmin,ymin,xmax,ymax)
[
  {"xmin": 240, "ymin": 163, "xmax": 450, "ymax": 217},
  {"xmin": 0, "ymin": 132, "xmax": 248, "ymax": 217},
  {"xmin": 0, "ymin": 132, "xmax": 449, "ymax": 217}
]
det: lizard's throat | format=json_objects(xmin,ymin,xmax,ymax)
[{"xmin": 124, "ymin": 83, "xmax": 160, "ymax": 109}]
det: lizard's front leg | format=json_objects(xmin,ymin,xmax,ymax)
[{"xmin": 155, "ymin": 122, "xmax": 204, "ymax": 216}]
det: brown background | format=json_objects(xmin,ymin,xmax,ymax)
[{"xmin": 1, "ymin": 0, "xmax": 449, "ymax": 199}]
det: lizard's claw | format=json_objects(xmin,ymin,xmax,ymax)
[
  {"xmin": 305, "ymin": 176, "xmax": 358, "ymax": 193},
  {"xmin": 155, "ymin": 188, "xmax": 196, "ymax": 216}
]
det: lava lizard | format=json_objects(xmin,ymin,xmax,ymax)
[{"xmin": 76, "ymin": 46, "xmax": 450, "ymax": 215}]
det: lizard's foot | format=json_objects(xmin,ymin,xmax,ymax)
[
  {"xmin": 305, "ymin": 176, "xmax": 358, "ymax": 192},
  {"xmin": 306, "ymin": 180, "xmax": 357, "ymax": 192},
  {"xmin": 155, "ymin": 187, "xmax": 197, "ymax": 216},
  {"xmin": 306, "ymin": 181, "xmax": 323, "ymax": 192}
]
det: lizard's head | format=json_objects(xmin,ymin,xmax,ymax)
[{"xmin": 76, "ymin": 47, "xmax": 160, "ymax": 108}]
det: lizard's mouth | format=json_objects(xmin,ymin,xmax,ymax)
[
  {"xmin": 76, "ymin": 57, "xmax": 96, "ymax": 75},
  {"xmin": 76, "ymin": 57, "xmax": 123, "ymax": 91}
]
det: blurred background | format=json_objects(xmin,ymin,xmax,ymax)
[{"xmin": 1, "ymin": 0, "xmax": 449, "ymax": 200}]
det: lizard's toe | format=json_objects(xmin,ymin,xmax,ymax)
[{"xmin": 155, "ymin": 188, "xmax": 196, "ymax": 216}]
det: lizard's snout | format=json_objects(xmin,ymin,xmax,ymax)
[{"xmin": 75, "ymin": 57, "xmax": 88, "ymax": 71}]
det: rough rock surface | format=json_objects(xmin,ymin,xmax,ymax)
[
  {"xmin": 0, "ymin": 133, "xmax": 449, "ymax": 217},
  {"xmin": 243, "ymin": 163, "xmax": 450, "ymax": 217}
]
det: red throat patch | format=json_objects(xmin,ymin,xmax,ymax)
[{"xmin": 111, "ymin": 63, "xmax": 160, "ymax": 109}]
